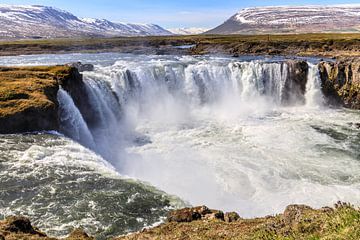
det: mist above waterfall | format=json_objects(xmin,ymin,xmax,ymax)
[{"xmin": 9, "ymin": 53, "xmax": 358, "ymax": 218}]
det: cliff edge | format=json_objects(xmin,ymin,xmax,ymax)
[
  {"xmin": 0, "ymin": 65, "xmax": 86, "ymax": 134},
  {"xmin": 319, "ymin": 58, "xmax": 360, "ymax": 109}
]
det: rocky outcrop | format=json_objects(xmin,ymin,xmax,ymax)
[
  {"xmin": 0, "ymin": 65, "xmax": 90, "ymax": 134},
  {"xmin": 318, "ymin": 58, "xmax": 360, "ymax": 109},
  {"xmin": 0, "ymin": 66, "xmax": 61, "ymax": 133},
  {"xmin": 56, "ymin": 64, "xmax": 97, "ymax": 129},
  {"xmin": 167, "ymin": 206, "xmax": 225, "ymax": 223},
  {"xmin": 118, "ymin": 203, "xmax": 360, "ymax": 240},
  {"xmin": 0, "ymin": 216, "xmax": 93, "ymax": 240},
  {"xmin": 66, "ymin": 62, "xmax": 94, "ymax": 72},
  {"xmin": 0, "ymin": 216, "xmax": 47, "ymax": 238},
  {"xmin": 283, "ymin": 60, "xmax": 309, "ymax": 105}
]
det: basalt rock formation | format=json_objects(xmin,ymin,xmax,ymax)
[
  {"xmin": 319, "ymin": 58, "xmax": 360, "ymax": 109},
  {"xmin": 0, "ymin": 64, "xmax": 92, "ymax": 134}
]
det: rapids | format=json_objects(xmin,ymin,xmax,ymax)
[{"xmin": 0, "ymin": 53, "xmax": 359, "ymax": 238}]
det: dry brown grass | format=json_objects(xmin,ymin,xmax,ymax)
[
  {"xmin": 0, "ymin": 66, "xmax": 72, "ymax": 117},
  {"xmin": 116, "ymin": 204, "xmax": 360, "ymax": 240},
  {"xmin": 1, "ymin": 33, "xmax": 360, "ymax": 57}
]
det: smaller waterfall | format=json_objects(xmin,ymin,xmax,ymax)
[
  {"xmin": 57, "ymin": 88, "xmax": 96, "ymax": 149},
  {"xmin": 305, "ymin": 63, "xmax": 324, "ymax": 108}
]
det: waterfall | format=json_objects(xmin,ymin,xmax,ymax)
[
  {"xmin": 92, "ymin": 60, "xmax": 305, "ymax": 110},
  {"xmin": 305, "ymin": 63, "xmax": 324, "ymax": 108},
  {"xmin": 57, "ymin": 88, "xmax": 96, "ymax": 149},
  {"xmin": 56, "ymin": 58, "xmax": 325, "ymax": 163}
]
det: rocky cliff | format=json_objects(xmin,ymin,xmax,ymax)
[
  {"xmin": 319, "ymin": 58, "xmax": 360, "ymax": 109},
  {"xmin": 0, "ymin": 65, "xmax": 88, "ymax": 134}
]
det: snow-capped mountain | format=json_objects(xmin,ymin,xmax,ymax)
[
  {"xmin": 168, "ymin": 27, "xmax": 209, "ymax": 35},
  {"xmin": 206, "ymin": 5, "xmax": 360, "ymax": 34},
  {"xmin": 0, "ymin": 5, "xmax": 172, "ymax": 39}
]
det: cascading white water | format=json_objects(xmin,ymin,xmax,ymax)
[
  {"xmin": 305, "ymin": 63, "xmax": 324, "ymax": 108},
  {"xmin": 57, "ymin": 88, "xmax": 96, "ymax": 150},
  {"xmin": 53, "ymin": 54, "xmax": 360, "ymax": 218}
]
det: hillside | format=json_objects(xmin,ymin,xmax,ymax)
[
  {"xmin": 207, "ymin": 5, "xmax": 360, "ymax": 34},
  {"xmin": 0, "ymin": 5, "xmax": 172, "ymax": 39}
]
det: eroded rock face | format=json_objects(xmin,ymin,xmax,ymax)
[
  {"xmin": 282, "ymin": 60, "xmax": 309, "ymax": 105},
  {"xmin": 319, "ymin": 58, "xmax": 360, "ymax": 109}
]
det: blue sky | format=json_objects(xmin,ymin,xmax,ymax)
[{"xmin": 2, "ymin": 0, "xmax": 360, "ymax": 28}]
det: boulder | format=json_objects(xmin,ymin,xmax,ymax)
[
  {"xmin": 1, "ymin": 216, "xmax": 46, "ymax": 237},
  {"xmin": 66, "ymin": 228, "xmax": 94, "ymax": 240},
  {"xmin": 167, "ymin": 206, "xmax": 226, "ymax": 223},
  {"xmin": 66, "ymin": 62, "xmax": 94, "ymax": 72},
  {"xmin": 167, "ymin": 207, "xmax": 202, "ymax": 222}
]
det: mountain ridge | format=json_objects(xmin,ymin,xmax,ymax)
[
  {"xmin": 206, "ymin": 5, "xmax": 360, "ymax": 35},
  {"xmin": 0, "ymin": 4, "xmax": 172, "ymax": 39}
]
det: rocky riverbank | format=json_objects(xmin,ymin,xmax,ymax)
[{"xmin": 1, "ymin": 203, "xmax": 359, "ymax": 240}]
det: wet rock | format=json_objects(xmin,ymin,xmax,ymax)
[
  {"xmin": 1, "ymin": 216, "xmax": 46, "ymax": 236},
  {"xmin": 318, "ymin": 58, "xmax": 360, "ymax": 109},
  {"xmin": 224, "ymin": 212, "xmax": 241, "ymax": 222},
  {"xmin": 282, "ymin": 60, "xmax": 309, "ymax": 105},
  {"xmin": 66, "ymin": 62, "xmax": 94, "ymax": 72},
  {"xmin": 66, "ymin": 228, "xmax": 94, "ymax": 240},
  {"xmin": 60, "ymin": 63, "xmax": 120, "ymax": 131}
]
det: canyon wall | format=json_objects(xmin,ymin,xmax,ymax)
[{"xmin": 319, "ymin": 58, "xmax": 360, "ymax": 109}]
